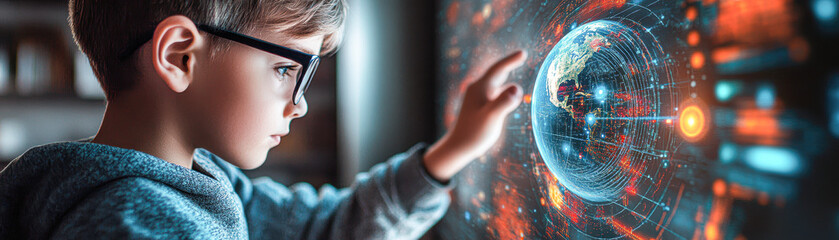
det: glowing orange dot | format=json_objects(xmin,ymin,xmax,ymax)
[
  {"xmin": 666, "ymin": 119, "xmax": 673, "ymax": 124},
  {"xmin": 687, "ymin": 30, "xmax": 700, "ymax": 46},
  {"xmin": 523, "ymin": 94, "xmax": 532, "ymax": 104},
  {"xmin": 679, "ymin": 105, "xmax": 706, "ymax": 140},
  {"xmin": 691, "ymin": 52, "xmax": 705, "ymax": 69},
  {"xmin": 712, "ymin": 179, "xmax": 727, "ymax": 196},
  {"xmin": 686, "ymin": 7, "xmax": 698, "ymax": 21},
  {"xmin": 705, "ymin": 225, "xmax": 719, "ymax": 240}
]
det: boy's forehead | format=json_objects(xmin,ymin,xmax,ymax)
[{"xmin": 253, "ymin": 30, "xmax": 324, "ymax": 56}]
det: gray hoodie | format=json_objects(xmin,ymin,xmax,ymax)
[{"xmin": 0, "ymin": 139, "xmax": 451, "ymax": 239}]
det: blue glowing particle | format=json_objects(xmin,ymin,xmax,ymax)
[
  {"xmin": 743, "ymin": 146, "xmax": 802, "ymax": 176},
  {"xmin": 586, "ymin": 113, "xmax": 596, "ymax": 125},
  {"xmin": 756, "ymin": 84, "xmax": 776, "ymax": 109},
  {"xmin": 715, "ymin": 80, "xmax": 742, "ymax": 102},
  {"xmin": 464, "ymin": 211, "xmax": 471, "ymax": 221},
  {"xmin": 562, "ymin": 142, "xmax": 572, "ymax": 154},
  {"xmin": 814, "ymin": 0, "xmax": 838, "ymax": 21},
  {"xmin": 594, "ymin": 86, "xmax": 607, "ymax": 101},
  {"xmin": 719, "ymin": 142, "xmax": 737, "ymax": 164}
]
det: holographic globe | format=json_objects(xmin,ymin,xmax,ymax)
[{"xmin": 531, "ymin": 20, "xmax": 662, "ymax": 202}]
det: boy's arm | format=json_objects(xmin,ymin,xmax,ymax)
[
  {"xmin": 423, "ymin": 50, "xmax": 527, "ymax": 181},
  {"xmin": 209, "ymin": 143, "xmax": 450, "ymax": 240}
]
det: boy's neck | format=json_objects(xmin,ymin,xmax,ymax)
[{"xmin": 91, "ymin": 97, "xmax": 196, "ymax": 169}]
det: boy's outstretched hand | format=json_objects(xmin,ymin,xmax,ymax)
[{"xmin": 423, "ymin": 50, "xmax": 527, "ymax": 182}]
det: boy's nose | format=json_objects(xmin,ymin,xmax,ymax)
[{"xmin": 288, "ymin": 96, "xmax": 308, "ymax": 119}]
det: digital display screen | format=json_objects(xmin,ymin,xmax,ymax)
[{"xmin": 434, "ymin": 0, "xmax": 839, "ymax": 239}]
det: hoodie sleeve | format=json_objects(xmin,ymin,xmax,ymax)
[{"xmin": 211, "ymin": 142, "xmax": 453, "ymax": 240}]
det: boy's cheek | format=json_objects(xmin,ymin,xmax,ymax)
[
  {"xmin": 204, "ymin": 112, "xmax": 274, "ymax": 169},
  {"xmin": 220, "ymin": 102, "xmax": 285, "ymax": 168},
  {"xmin": 192, "ymin": 59, "xmax": 286, "ymax": 168}
]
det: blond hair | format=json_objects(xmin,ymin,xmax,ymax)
[{"xmin": 69, "ymin": 0, "xmax": 347, "ymax": 100}]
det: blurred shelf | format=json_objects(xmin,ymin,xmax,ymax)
[
  {"xmin": 0, "ymin": 94, "xmax": 105, "ymax": 105},
  {"xmin": 0, "ymin": 2, "xmax": 69, "ymax": 29}
]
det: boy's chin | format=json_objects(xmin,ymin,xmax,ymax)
[
  {"xmin": 236, "ymin": 156, "xmax": 268, "ymax": 170},
  {"xmin": 224, "ymin": 150, "xmax": 269, "ymax": 170}
]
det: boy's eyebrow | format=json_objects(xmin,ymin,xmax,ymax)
[{"xmin": 283, "ymin": 43, "xmax": 317, "ymax": 56}]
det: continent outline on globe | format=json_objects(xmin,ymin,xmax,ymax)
[{"xmin": 546, "ymin": 25, "xmax": 611, "ymax": 120}]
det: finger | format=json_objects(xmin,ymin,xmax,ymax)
[
  {"xmin": 487, "ymin": 84, "xmax": 523, "ymax": 115},
  {"xmin": 476, "ymin": 50, "xmax": 527, "ymax": 89}
]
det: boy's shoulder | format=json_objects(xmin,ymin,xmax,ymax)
[
  {"xmin": 67, "ymin": 176, "xmax": 188, "ymax": 216},
  {"xmin": 0, "ymin": 140, "xmax": 248, "ymax": 239},
  {"xmin": 53, "ymin": 175, "xmax": 246, "ymax": 239}
]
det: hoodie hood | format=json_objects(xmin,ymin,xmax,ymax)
[{"xmin": 0, "ymin": 139, "xmax": 226, "ymax": 239}]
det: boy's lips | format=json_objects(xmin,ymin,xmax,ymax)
[{"xmin": 270, "ymin": 133, "xmax": 286, "ymax": 145}]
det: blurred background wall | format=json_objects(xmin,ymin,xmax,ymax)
[{"xmin": 337, "ymin": 0, "xmax": 438, "ymax": 185}]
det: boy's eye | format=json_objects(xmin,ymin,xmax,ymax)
[
  {"xmin": 275, "ymin": 66, "xmax": 290, "ymax": 76},
  {"xmin": 274, "ymin": 65, "xmax": 300, "ymax": 79}
]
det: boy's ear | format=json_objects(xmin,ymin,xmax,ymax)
[{"xmin": 151, "ymin": 15, "xmax": 203, "ymax": 93}]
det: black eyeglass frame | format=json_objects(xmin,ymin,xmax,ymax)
[
  {"xmin": 121, "ymin": 24, "xmax": 320, "ymax": 105},
  {"xmin": 197, "ymin": 25, "xmax": 319, "ymax": 105}
]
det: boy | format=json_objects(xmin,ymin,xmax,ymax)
[{"xmin": 0, "ymin": 0, "xmax": 526, "ymax": 239}]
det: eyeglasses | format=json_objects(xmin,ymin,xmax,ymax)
[
  {"xmin": 197, "ymin": 25, "xmax": 319, "ymax": 105},
  {"xmin": 121, "ymin": 24, "xmax": 320, "ymax": 105}
]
